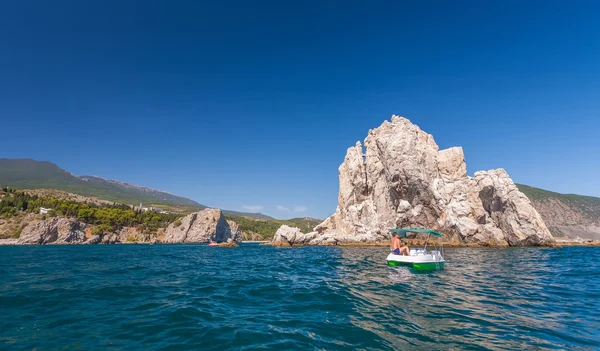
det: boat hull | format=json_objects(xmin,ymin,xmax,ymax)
[
  {"xmin": 387, "ymin": 260, "xmax": 444, "ymax": 271},
  {"xmin": 386, "ymin": 252, "xmax": 445, "ymax": 271}
]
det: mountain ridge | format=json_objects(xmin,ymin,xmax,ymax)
[
  {"xmin": 79, "ymin": 175, "xmax": 181, "ymax": 196},
  {"xmin": 0, "ymin": 158, "xmax": 293, "ymax": 220},
  {"xmin": 0, "ymin": 158, "xmax": 203, "ymax": 210},
  {"xmin": 516, "ymin": 184, "xmax": 600, "ymax": 240}
]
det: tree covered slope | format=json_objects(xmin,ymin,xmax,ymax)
[
  {"xmin": 0, "ymin": 158, "xmax": 204, "ymax": 210},
  {"xmin": 517, "ymin": 184, "xmax": 600, "ymax": 240},
  {"xmin": 0, "ymin": 158, "xmax": 296, "ymax": 221}
]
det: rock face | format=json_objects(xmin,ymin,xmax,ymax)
[
  {"xmin": 87, "ymin": 234, "xmax": 102, "ymax": 244},
  {"xmin": 312, "ymin": 115, "xmax": 554, "ymax": 246},
  {"xmin": 14, "ymin": 208, "xmax": 242, "ymax": 245},
  {"xmin": 272, "ymin": 225, "xmax": 316, "ymax": 246},
  {"xmin": 18, "ymin": 217, "xmax": 126, "ymax": 244},
  {"xmin": 227, "ymin": 220, "xmax": 243, "ymax": 243},
  {"xmin": 19, "ymin": 218, "xmax": 87, "ymax": 244},
  {"xmin": 117, "ymin": 227, "xmax": 155, "ymax": 243},
  {"xmin": 100, "ymin": 234, "xmax": 120, "ymax": 244},
  {"xmin": 163, "ymin": 208, "xmax": 240, "ymax": 243}
]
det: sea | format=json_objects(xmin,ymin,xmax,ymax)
[{"xmin": 0, "ymin": 244, "xmax": 598, "ymax": 350}]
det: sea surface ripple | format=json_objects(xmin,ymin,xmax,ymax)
[{"xmin": 1, "ymin": 244, "xmax": 599, "ymax": 350}]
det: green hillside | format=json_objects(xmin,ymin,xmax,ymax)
[
  {"xmin": 221, "ymin": 210, "xmax": 274, "ymax": 220},
  {"xmin": 517, "ymin": 184, "xmax": 600, "ymax": 217},
  {"xmin": 285, "ymin": 217, "xmax": 323, "ymax": 231},
  {"xmin": 0, "ymin": 159, "xmax": 204, "ymax": 210},
  {"xmin": 517, "ymin": 184, "xmax": 600, "ymax": 240},
  {"xmin": 0, "ymin": 158, "xmax": 300, "ymax": 222},
  {"xmin": 224, "ymin": 215, "xmax": 321, "ymax": 240},
  {"xmin": 517, "ymin": 184, "xmax": 599, "ymax": 203}
]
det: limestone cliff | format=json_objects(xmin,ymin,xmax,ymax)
[
  {"xmin": 18, "ymin": 218, "xmax": 88, "ymax": 244},
  {"xmin": 13, "ymin": 208, "xmax": 241, "ymax": 245},
  {"xmin": 311, "ymin": 115, "xmax": 554, "ymax": 246},
  {"xmin": 163, "ymin": 208, "xmax": 240, "ymax": 243},
  {"xmin": 227, "ymin": 220, "xmax": 243, "ymax": 242},
  {"xmin": 17, "ymin": 217, "xmax": 126, "ymax": 244}
]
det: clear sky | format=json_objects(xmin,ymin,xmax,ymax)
[{"xmin": 1, "ymin": 1, "xmax": 599, "ymax": 219}]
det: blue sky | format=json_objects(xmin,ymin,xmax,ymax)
[{"xmin": 1, "ymin": 1, "xmax": 599, "ymax": 219}]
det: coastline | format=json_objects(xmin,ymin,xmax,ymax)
[
  {"xmin": 552, "ymin": 240, "xmax": 600, "ymax": 247},
  {"xmin": 2, "ymin": 238, "xmax": 598, "ymax": 247},
  {"xmin": 272, "ymin": 241, "xmax": 600, "ymax": 248}
]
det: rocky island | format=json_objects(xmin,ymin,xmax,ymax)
[{"xmin": 273, "ymin": 115, "xmax": 555, "ymax": 247}]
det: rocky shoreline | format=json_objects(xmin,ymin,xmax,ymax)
[
  {"xmin": 0, "ymin": 208, "xmax": 241, "ymax": 246},
  {"xmin": 269, "ymin": 240, "xmax": 600, "ymax": 248},
  {"xmin": 268, "ymin": 224, "xmax": 599, "ymax": 247},
  {"xmin": 2, "ymin": 237, "xmax": 597, "ymax": 247}
]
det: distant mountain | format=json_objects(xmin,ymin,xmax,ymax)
[
  {"xmin": 78, "ymin": 175, "xmax": 203, "ymax": 208},
  {"xmin": 0, "ymin": 158, "xmax": 289, "ymax": 219},
  {"xmin": 517, "ymin": 184, "xmax": 600, "ymax": 240},
  {"xmin": 0, "ymin": 158, "xmax": 204, "ymax": 210}
]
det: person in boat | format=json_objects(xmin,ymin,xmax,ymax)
[
  {"xmin": 391, "ymin": 232, "xmax": 401, "ymax": 255},
  {"xmin": 399, "ymin": 240, "xmax": 410, "ymax": 256}
]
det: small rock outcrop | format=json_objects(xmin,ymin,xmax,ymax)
[
  {"xmin": 312, "ymin": 115, "xmax": 554, "ymax": 246},
  {"xmin": 19, "ymin": 218, "xmax": 87, "ymax": 244},
  {"xmin": 272, "ymin": 225, "xmax": 316, "ymax": 246},
  {"xmin": 163, "ymin": 208, "xmax": 239, "ymax": 243},
  {"xmin": 218, "ymin": 239, "xmax": 238, "ymax": 248},
  {"xmin": 86, "ymin": 234, "xmax": 102, "ymax": 244},
  {"xmin": 101, "ymin": 234, "xmax": 120, "ymax": 244}
]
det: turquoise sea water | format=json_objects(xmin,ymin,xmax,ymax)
[{"xmin": 1, "ymin": 244, "xmax": 599, "ymax": 350}]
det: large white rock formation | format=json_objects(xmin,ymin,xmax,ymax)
[{"xmin": 311, "ymin": 115, "xmax": 553, "ymax": 246}]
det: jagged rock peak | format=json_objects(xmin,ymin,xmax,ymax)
[{"xmin": 312, "ymin": 115, "xmax": 554, "ymax": 246}]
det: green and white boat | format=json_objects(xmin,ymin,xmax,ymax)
[{"xmin": 386, "ymin": 228, "xmax": 445, "ymax": 271}]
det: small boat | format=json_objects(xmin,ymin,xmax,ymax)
[
  {"xmin": 208, "ymin": 242, "xmax": 218, "ymax": 247},
  {"xmin": 386, "ymin": 228, "xmax": 445, "ymax": 271}
]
